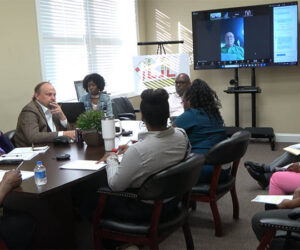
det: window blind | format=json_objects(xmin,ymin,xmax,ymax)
[{"xmin": 36, "ymin": 0, "xmax": 137, "ymax": 101}]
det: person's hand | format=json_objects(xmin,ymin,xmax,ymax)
[
  {"xmin": 97, "ymin": 152, "xmax": 116, "ymax": 163},
  {"xmin": 287, "ymin": 162, "xmax": 300, "ymax": 173},
  {"xmin": 117, "ymin": 144, "xmax": 129, "ymax": 155},
  {"xmin": 293, "ymin": 186, "xmax": 300, "ymax": 199},
  {"xmin": 49, "ymin": 102, "xmax": 67, "ymax": 120},
  {"xmin": 63, "ymin": 130, "xmax": 76, "ymax": 140},
  {"xmin": 278, "ymin": 199, "xmax": 293, "ymax": 209},
  {"xmin": 0, "ymin": 170, "xmax": 22, "ymax": 194}
]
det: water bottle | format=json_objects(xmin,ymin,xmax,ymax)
[{"xmin": 34, "ymin": 161, "xmax": 47, "ymax": 185}]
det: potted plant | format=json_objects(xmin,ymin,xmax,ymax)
[{"xmin": 76, "ymin": 110, "xmax": 104, "ymax": 146}]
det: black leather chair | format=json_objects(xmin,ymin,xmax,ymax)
[
  {"xmin": 257, "ymin": 207, "xmax": 300, "ymax": 250},
  {"xmin": 190, "ymin": 130, "xmax": 250, "ymax": 237},
  {"xmin": 111, "ymin": 97, "xmax": 140, "ymax": 120},
  {"xmin": 93, "ymin": 153, "xmax": 205, "ymax": 250},
  {"xmin": 4, "ymin": 130, "xmax": 16, "ymax": 147}
]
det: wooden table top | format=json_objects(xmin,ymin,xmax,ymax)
[{"xmin": 3, "ymin": 142, "xmax": 105, "ymax": 197}]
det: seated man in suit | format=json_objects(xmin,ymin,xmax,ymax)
[{"xmin": 14, "ymin": 82, "xmax": 76, "ymax": 147}]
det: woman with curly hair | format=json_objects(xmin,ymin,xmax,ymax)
[
  {"xmin": 79, "ymin": 73, "xmax": 113, "ymax": 115},
  {"xmin": 173, "ymin": 79, "xmax": 227, "ymax": 183}
]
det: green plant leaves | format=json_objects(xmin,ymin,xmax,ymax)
[{"xmin": 76, "ymin": 110, "xmax": 104, "ymax": 131}]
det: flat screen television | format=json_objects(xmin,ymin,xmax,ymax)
[{"xmin": 192, "ymin": 2, "xmax": 298, "ymax": 70}]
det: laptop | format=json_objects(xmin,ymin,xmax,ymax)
[{"xmin": 59, "ymin": 102, "xmax": 86, "ymax": 123}]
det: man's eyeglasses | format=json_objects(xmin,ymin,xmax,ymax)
[{"xmin": 175, "ymin": 81, "xmax": 187, "ymax": 85}]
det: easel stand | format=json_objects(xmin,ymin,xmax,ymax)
[{"xmin": 224, "ymin": 68, "xmax": 275, "ymax": 150}]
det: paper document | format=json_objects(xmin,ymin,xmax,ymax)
[
  {"xmin": 252, "ymin": 195, "xmax": 293, "ymax": 205},
  {"xmin": 60, "ymin": 160, "xmax": 106, "ymax": 171},
  {"xmin": 11, "ymin": 146, "xmax": 49, "ymax": 154},
  {"xmin": 0, "ymin": 170, "xmax": 34, "ymax": 181},
  {"xmin": 284, "ymin": 143, "xmax": 300, "ymax": 155},
  {"xmin": 0, "ymin": 146, "xmax": 49, "ymax": 161},
  {"xmin": 0, "ymin": 151, "xmax": 39, "ymax": 161}
]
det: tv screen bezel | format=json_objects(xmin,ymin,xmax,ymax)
[{"xmin": 192, "ymin": 1, "xmax": 298, "ymax": 70}]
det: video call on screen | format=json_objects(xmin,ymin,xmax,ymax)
[{"xmin": 192, "ymin": 2, "xmax": 298, "ymax": 70}]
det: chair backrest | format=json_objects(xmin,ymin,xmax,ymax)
[
  {"xmin": 137, "ymin": 153, "xmax": 205, "ymax": 200},
  {"xmin": 74, "ymin": 80, "xmax": 86, "ymax": 101},
  {"xmin": 205, "ymin": 130, "xmax": 250, "ymax": 166},
  {"xmin": 111, "ymin": 97, "xmax": 136, "ymax": 119}
]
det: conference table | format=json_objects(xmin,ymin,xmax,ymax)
[{"xmin": 2, "ymin": 121, "xmax": 142, "ymax": 249}]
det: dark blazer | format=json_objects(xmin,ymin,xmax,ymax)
[{"xmin": 14, "ymin": 101, "xmax": 71, "ymax": 147}]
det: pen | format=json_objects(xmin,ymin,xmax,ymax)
[
  {"xmin": 16, "ymin": 161, "xmax": 24, "ymax": 170},
  {"xmin": 117, "ymin": 140, "xmax": 132, "ymax": 154}
]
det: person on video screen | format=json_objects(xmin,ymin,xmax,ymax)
[{"xmin": 221, "ymin": 32, "xmax": 244, "ymax": 61}]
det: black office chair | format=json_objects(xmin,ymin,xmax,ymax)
[
  {"xmin": 111, "ymin": 97, "xmax": 140, "ymax": 120},
  {"xmin": 257, "ymin": 207, "xmax": 300, "ymax": 250},
  {"xmin": 93, "ymin": 153, "xmax": 205, "ymax": 250},
  {"xmin": 190, "ymin": 130, "xmax": 250, "ymax": 236},
  {"xmin": 4, "ymin": 130, "xmax": 16, "ymax": 147}
]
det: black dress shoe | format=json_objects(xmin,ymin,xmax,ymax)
[
  {"xmin": 244, "ymin": 161, "xmax": 266, "ymax": 173},
  {"xmin": 245, "ymin": 166, "xmax": 269, "ymax": 189}
]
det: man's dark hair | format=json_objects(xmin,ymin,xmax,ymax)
[
  {"xmin": 184, "ymin": 79, "xmax": 224, "ymax": 124},
  {"xmin": 82, "ymin": 73, "xmax": 105, "ymax": 92},
  {"xmin": 32, "ymin": 82, "xmax": 50, "ymax": 101},
  {"xmin": 140, "ymin": 88, "xmax": 169, "ymax": 127}
]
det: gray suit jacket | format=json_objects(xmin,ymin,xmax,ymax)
[{"xmin": 14, "ymin": 100, "xmax": 71, "ymax": 147}]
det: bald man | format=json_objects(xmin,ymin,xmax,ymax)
[
  {"xmin": 14, "ymin": 82, "xmax": 76, "ymax": 147},
  {"xmin": 169, "ymin": 73, "xmax": 191, "ymax": 118},
  {"xmin": 221, "ymin": 32, "xmax": 244, "ymax": 60}
]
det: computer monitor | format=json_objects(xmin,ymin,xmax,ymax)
[{"xmin": 59, "ymin": 102, "xmax": 86, "ymax": 123}]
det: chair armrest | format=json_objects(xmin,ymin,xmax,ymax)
[
  {"xmin": 289, "ymin": 207, "xmax": 300, "ymax": 220},
  {"xmin": 134, "ymin": 108, "xmax": 140, "ymax": 113},
  {"xmin": 260, "ymin": 218, "xmax": 300, "ymax": 233},
  {"xmin": 97, "ymin": 186, "xmax": 139, "ymax": 199}
]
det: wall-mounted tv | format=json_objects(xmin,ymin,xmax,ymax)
[{"xmin": 192, "ymin": 2, "xmax": 298, "ymax": 70}]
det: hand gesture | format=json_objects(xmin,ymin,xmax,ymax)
[
  {"xmin": 278, "ymin": 199, "xmax": 292, "ymax": 209},
  {"xmin": 117, "ymin": 144, "xmax": 129, "ymax": 155},
  {"xmin": 0, "ymin": 170, "xmax": 22, "ymax": 195},
  {"xmin": 287, "ymin": 162, "xmax": 300, "ymax": 173},
  {"xmin": 49, "ymin": 102, "xmax": 67, "ymax": 120},
  {"xmin": 293, "ymin": 186, "xmax": 300, "ymax": 199},
  {"xmin": 63, "ymin": 130, "xmax": 76, "ymax": 140},
  {"xmin": 97, "ymin": 152, "xmax": 116, "ymax": 163}
]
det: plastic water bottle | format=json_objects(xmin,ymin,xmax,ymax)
[{"xmin": 34, "ymin": 161, "xmax": 47, "ymax": 185}]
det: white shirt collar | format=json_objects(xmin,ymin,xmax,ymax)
[{"xmin": 36, "ymin": 100, "xmax": 49, "ymax": 114}]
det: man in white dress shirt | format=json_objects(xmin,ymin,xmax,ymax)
[
  {"xmin": 14, "ymin": 82, "xmax": 76, "ymax": 147},
  {"xmin": 169, "ymin": 73, "xmax": 191, "ymax": 118}
]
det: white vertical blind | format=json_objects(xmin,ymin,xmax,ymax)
[{"xmin": 36, "ymin": 0, "xmax": 138, "ymax": 101}]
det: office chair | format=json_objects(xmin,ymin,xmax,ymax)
[
  {"xmin": 74, "ymin": 80, "xmax": 86, "ymax": 101},
  {"xmin": 111, "ymin": 97, "xmax": 140, "ymax": 120},
  {"xmin": 190, "ymin": 130, "xmax": 250, "ymax": 236},
  {"xmin": 93, "ymin": 153, "xmax": 205, "ymax": 250},
  {"xmin": 257, "ymin": 207, "xmax": 300, "ymax": 250}
]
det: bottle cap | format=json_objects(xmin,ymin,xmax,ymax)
[
  {"xmin": 111, "ymin": 148, "xmax": 118, "ymax": 153},
  {"xmin": 36, "ymin": 161, "xmax": 42, "ymax": 165}
]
